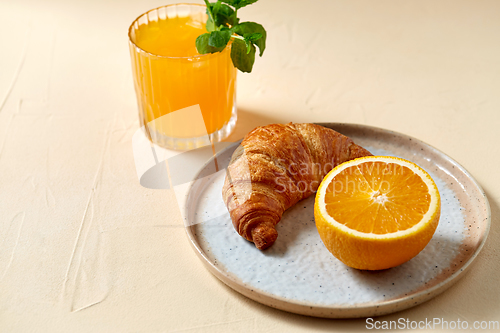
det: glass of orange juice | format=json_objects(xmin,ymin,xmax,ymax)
[{"xmin": 128, "ymin": 4, "xmax": 237, "ymax": 150}]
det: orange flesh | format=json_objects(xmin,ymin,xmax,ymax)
[{"xmin": 325, "ymin": 162, "xmax": 431, "ymax": 234}]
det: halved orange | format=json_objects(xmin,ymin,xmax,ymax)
[{"xmin": 314, "ymin": 156, "xmax": 440, "ymax": 270}]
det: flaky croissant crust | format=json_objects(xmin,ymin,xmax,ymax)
[{"xmin": 222, "ymin": 123, "xmax": 372, "ymax": 250}]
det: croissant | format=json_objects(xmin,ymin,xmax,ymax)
[{"xmin": 222, "ymin": 123, "xmax": 372, "ymax": 250}]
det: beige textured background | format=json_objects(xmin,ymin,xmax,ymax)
[{"xmin": 0, "ymin": 0, "xmax": 499, "ymax": 331}]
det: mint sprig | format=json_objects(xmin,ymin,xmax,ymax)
[{"xmin": 195, "ymin": 0, "xmax": 267, "ymax": 73}]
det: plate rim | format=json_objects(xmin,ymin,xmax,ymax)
[{"xmin": 183, "ymin": 122, "xmax": 491, "ymax": 318}]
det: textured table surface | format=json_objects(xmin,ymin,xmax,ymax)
[{"xmin": 1, "ymin": 0, "xmax": 499, "ymax": 331}]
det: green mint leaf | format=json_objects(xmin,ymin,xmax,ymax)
[
  {"xmin": 207, "ymin": 2, "xmax": 239, "ymax": 28},
  {"xmin": 205, "ymin": 2, "xmax": 220, "ymax": 31},
  {"xmin": 244, "ymin": 32, "xmax": 262, "ymax": 42},
  {"xmin": 206, "ymin": 16, "xmax": 216, "ymax": 31},
  {"xmin": 244, "ymin": 39, "xmax": 251, "ymax": 54},
  {"xmin": 221, "ymin": 0, "xmax": 259, "ymax": 10},
  {"xmin": 212, "ymin": 1, "xmax": 222, "ymax": 17},
  {"xmin": 197, "ymin": 0, "xmax": 266, "ymax": 72},
  {"xmin": 203, "ymin": 0, "xmax": 217, "ymax": 31},
  {"xmin": 196, "ymin": 33, "xmax": 225, "ymax": 54},
  {"xmin": 243, "ymin": 33, "xmax": 262, "ymax": 53},
  {"xmin": 208, "ymin": 30, "xmax": 231, "ymax": 49},
  {"xmin": 232, "ymin": 22, "xmax": 266, "ymax": 56},
  {"xmin": 216, "ymin": 3, "xmax": 239, "ymax": 26},
  {"xmin": 231, "ymin": 38, "xmax": 256, "ymax": 73}
]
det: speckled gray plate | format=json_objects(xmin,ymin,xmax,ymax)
[{"xmin": 183, "ymin": 123, "xmax": 491, "ymax": 318}]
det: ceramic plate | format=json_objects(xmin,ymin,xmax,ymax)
[{"xmin": 183, "ymin": 123, "xmax": 491, "ymax": 318}]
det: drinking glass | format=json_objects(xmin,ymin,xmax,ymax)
[{"xmin": 128, "ymin": 4, "xmax": 237, "ymax": 150}]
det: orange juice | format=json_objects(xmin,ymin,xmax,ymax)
[{"xmin": 129, "ymin": 5, "xmax": 237, "ymax": 149}]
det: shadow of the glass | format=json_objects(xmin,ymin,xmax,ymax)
[
  {"xmin": 224, "ymin": 107, "xmax": 285, "ymax": 142},
  {"xmin": 136, "ymin": 107, "xmax": 284, "ymax": 190}
]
